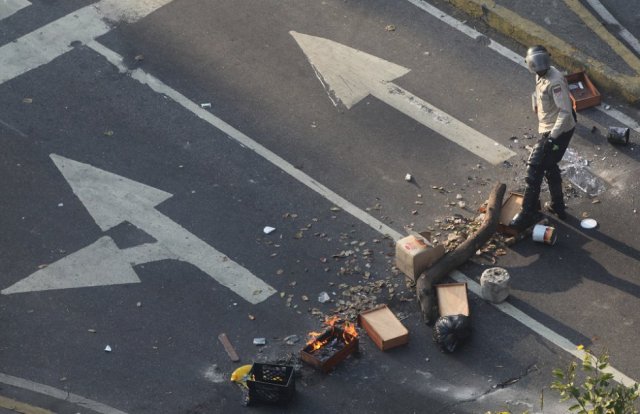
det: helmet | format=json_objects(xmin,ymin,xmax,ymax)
[{"xmin": 525, "ymin": 45, "xmax": 550, "ymax": 73}]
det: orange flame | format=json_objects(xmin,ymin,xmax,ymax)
[
  {"xmin": 305, "ymin": 317, "xmax": 359, "ymax": 351},
  {"xmin": 342, "ymin": 321, "xmax": 358, "ymax": 342}
]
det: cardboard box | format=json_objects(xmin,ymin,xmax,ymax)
[
  {"xmin": 395, "ymin": 232, "xmax": 445, "ymax": 281},
  {"xmin": 498, "ymin": 192, "xmax": 524, "ymax": 236},
  {"xmin": 358, "ymin": 305, "xmax": 409, "ymax": 351},
  {"xmin": 497, "ymin": 192, "xmax": 541, "ymax": 236},
  {"xmin": 436, "ymin": 283, "xmax": 469, "ymax": 317},
  {"xmin": 565, "ymin": 71, "xmax": 601, "ymax": 111}
]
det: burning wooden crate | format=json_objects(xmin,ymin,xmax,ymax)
[{"xmin": 300, "ymin": 318, "xmax": 359, "ymax": 373}]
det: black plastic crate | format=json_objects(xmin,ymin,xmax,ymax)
[{"xmin": 246, "ymin": 363, "xmax": 295, "ymax": 405}]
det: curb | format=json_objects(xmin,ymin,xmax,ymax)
[{"xmin": 447, "ymin": 0, "xmax": 640, "ymax": 106}]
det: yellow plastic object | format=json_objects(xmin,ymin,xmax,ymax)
[{"xmin": 230, "ymin": 364, "xmax": 253, "ymax": 383}]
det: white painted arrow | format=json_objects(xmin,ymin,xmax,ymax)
[
  {"xmin": 290, "ymin": 31, "xmax": 515, "ymax": 165},
  {"xmin": 2, "ymin": 155, "xmax": 276, "ymax": 304}
]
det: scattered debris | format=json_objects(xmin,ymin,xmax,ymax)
[
  {"xmin": 532, "ymin": 224, "xmax": 557, "ymax": 245},
  {"xmin": 318, "ymin": 292, "xmax": 331, "ymax": 303},
  {"xmin": 580, "ymin": 218, "xmax": 598, "ymax": 229},
  {"xmin": 230, "ymin": 364, "xmax": 252, "ymax": 384},
  {"xmin": 253, "ymin": 337, "xmax": 266, "ymax": 346},
  {"xmin": 263, "ymin": 226, "xmax": 276, "ymax": 234},
  {"xmin": 283, "ymin": 335, "xmax": 300, "ymax": 345},
  {"xmin": 103, "ymin": 130, "xmax": 114, "ymax": 137},
  {"xmin": 22, "ymin": 98, "xmax": 33, "ymax": 104},
  {"xmin": 104, "ymin": 345, "xmax": 112, "ymax": 352},
  {"xmin": 385, "ymin": 24, "xmax": 396, "ymax": 31},
  {"xmin": 607, "ymin": 126, "xmax": 630, "ymax": 145},
  {"xmin": 248, "ymin": 314, "xmax": 256, "ymax": 320},
  {"xmin": 559, "ymin": 148, "xmax": 606, "ymax": 196},
  {"xmin": 405, "ymin": 173, "xmax": 412, "ymax": 182},
  {"xmin": 218, "ymin": 333, "xmax": 240, "ymax": 362}
]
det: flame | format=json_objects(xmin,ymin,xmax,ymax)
[
  {"xmin": 305, "ymin": 317, "xmax": 359, "ymax": 351},
  {"xmin": 306, "ymin": 330, "xmax": 330, "ymax": 351},
  {"xmin": 324, "ymin": 316, "xmax": 341, "ymax": 327},
  {"xmin": 342, "ymin": 321, "xmax": 358, "ymax": 341}
]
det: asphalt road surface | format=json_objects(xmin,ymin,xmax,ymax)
[{"xmin": 1, "ymin": 0, "xmax": 639, "ymax": 413}]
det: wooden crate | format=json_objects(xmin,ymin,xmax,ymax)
[
  {"xmin": 435, "ymin": 283, "xmax": 469, "ymax": 317},
  {"xmin": 565, "ymin": 71, "xmax": 601, "ymax": 111},
  {"xmin": 358, "ymin": 305, "xmax": 409, "ymax": 351}
]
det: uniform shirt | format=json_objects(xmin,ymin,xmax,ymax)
[{"xmin": 534, "ymin": 66, "xmax": 576, "ymax": 137}]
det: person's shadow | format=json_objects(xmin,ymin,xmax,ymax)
[{"xmin": 506, "ymin": 214, "xmax": 640, "ymax": 299}]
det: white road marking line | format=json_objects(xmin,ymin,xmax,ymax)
[
  {"xmin": 0, "ymin": 0, "xmax": 172, "ymax": 85},
  {"xmin": 0, "ymin": 0, "xmax": 30, "ymax": 20},
  {"xmin": 405, "ymin": 0, "xmax": 640, "ymax": 133},
  {"xmin": 0, "ymin": 372, "xmax": 129, "ymax": 414},
  {"xmin": 584, "ymin": 0, "xmax": 640, "ymax": 58},
  {"xmin": 290, "ymin": 31, "xmax": 515, "ymax": 165},
  {"xmin": 86, "ymin": 40, "xmax": 640, "ymax": 387}
]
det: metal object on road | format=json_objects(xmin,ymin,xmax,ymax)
[
  {"xmin": 532, "ymin": 224, "xmax": 557, "ymax": 245},
  {"xmin": 607, "ymin": 126, "xmax": 630, "ymax": 145}
]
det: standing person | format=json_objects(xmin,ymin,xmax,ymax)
[{"xmin": 510, "ymin": 45, "xmax": 576, "ymax": 230}]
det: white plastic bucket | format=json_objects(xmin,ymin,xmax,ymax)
[{"xmin": 532, "ymin": 224, "xmax": 557, "ymax": 245}]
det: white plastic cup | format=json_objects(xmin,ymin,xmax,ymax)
[{"xmin": 532, "ymin": 224, "xmax": 557, "ymax": 245}]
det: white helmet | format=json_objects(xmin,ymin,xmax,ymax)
[{"xmin": 525, "ymin": 45, "xmax": 550, "ymax": 74}]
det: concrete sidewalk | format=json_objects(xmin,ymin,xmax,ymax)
[{"xmin": 445, "ymin": 0, "xmax": 640, "ymax": 106}]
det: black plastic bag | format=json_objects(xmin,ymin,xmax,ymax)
[{"xmin": 432, "ymin": 314, "xmax": 471, "ymax": 353}]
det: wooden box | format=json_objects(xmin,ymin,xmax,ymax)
[
  {"xmin": 565, "ymin": 71, "xmax": 601, "ymax": 111},
  {"xmin": 435, "ymin": 283, "xmax": 469, "ymax": 317},
  {"xmin": 358, "ymin": 305, "xmax": 409, "ymax": 351},
  {"xmin": 395, "ymin": 232, "xmax": 445, "ymax": 282}
]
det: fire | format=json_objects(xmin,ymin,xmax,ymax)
[
  {"xmin": 306, "ymin": 330, "xmax": 326, "ymax": 350},
  {"xmin": 342, "ymin": 321, "xmax": 358, "ymax": 341},
  {"xmin": 305, "ymin": 316, "xmax": 358, "ymax": 351}
]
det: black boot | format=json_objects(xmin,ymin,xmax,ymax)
[
  {"xmin": 510, "ymin": 209, "xmax": 542, "ymax": 231},
  {"xmin": 510, "ymin": 187, "xmax": 542, "ymax": 231},
  {"xmin": 545, "ymin": 169, "xmax": 567, "ymax": 219},
  {"xmin": 544, "ymin": 202, "xmax": 567, "ymax": 220}
]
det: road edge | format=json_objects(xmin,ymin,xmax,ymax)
[{"xmin": 447, "ymin": 0, "xmax": 640, "ymax": 106}]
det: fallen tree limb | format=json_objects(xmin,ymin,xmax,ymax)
[{"xmin": 416, "ymin": 182, "xmax": 506, "ymax": 325}]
